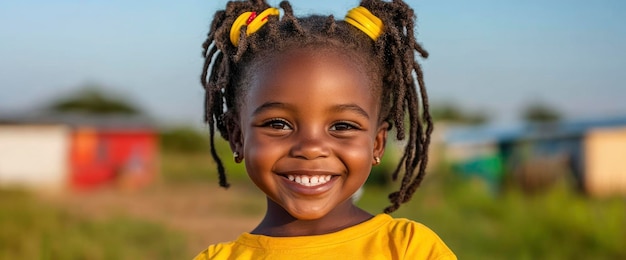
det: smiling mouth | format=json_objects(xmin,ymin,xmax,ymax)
[{"xmin": 284, "ymin": 174, "xmax": 333, "ymax": 186}]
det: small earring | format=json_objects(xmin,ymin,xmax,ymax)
[{"xmin": 374, "ymin": 157, "xmax": 381, "ymax": 165}]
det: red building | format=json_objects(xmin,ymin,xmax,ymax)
[
  {"xmin": 70, "ymin": 127, "xmax": 157, "ymax": 190},
  {"xmin": 0, "ymin": 113, "xmax": 158, "ymax": 191}
]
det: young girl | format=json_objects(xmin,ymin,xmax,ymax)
[{"xmin": 195, "ymin": 0, "xmax": 456, "ymax": 259}]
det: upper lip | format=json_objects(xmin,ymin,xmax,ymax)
[{"xmin": 276, "ymin": 170, "xmax": 340, "ymax": 176}]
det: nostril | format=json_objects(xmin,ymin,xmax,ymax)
[
  {"xmin": 289, "ymin": 132, "xmax": 331, "ymax": 159},
  {"xmin": 289, "ymin": 143, "xmax": 330, "ymax": 159}
]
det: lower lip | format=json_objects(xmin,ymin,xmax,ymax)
[{"xmin": 279, "ymin": 176, "xmax": 338, "ymax": 195}]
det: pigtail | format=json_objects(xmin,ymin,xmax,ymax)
[
  {"xmin": 359, "ymin": 0, "xmax": 433, "ymax": 213},
  {"xmin": 202, "ymin": 0, "xmax": 273, "ymax": 188}
]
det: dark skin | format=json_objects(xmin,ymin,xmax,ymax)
[
  {"xmin": 227, "ymin": 47, "xmax": 389, "ymax": 237},
  {"xmin": 255, "ymin": 197, "xmax": 370, "ymax": 237}
]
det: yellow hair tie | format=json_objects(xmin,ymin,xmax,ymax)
[
  {"xmin": 229, "ymin": 8, "xmax": 280, "ymax": 47},
  {"xmin": 345, "ymin": 6, "xmax": 383, "ymax": 40}
]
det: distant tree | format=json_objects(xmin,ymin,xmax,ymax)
[
  {"xmin": 431, "ymin": 102, "xmax": 489, "ymax": 125},
  {"xmin": 160, "ymin": 126, "xmax": 209, "ymax": 153},
  {"xmin": 521, "ymin": 101, "xmax": 561, "ymax": 123},
  {"xmin": 48, "ymin": 86, "xmax": 140, "ymax": 115}
]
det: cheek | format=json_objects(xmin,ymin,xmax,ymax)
[
  {"xmin": 243, "ymin": 132, "xmax": 284, "ymax": 170},
  {"xmin": 242, "ymin": 133, "xmax": 280, "ymax": 192},
  {"xmin": 336, "ymin": 137, "xmax": 375, "ymax": 171}
]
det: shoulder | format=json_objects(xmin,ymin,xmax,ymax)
[
  {"xmin": 381, "ymin": 215, "xmax": 457, "ymax": 260},
  {"xmin": 192, "ymin": 241, "xmax": 237, "ymax": 260},
  {"xmin": 384, "ymin": 216, "xmax": 438, "ymax": 238}
]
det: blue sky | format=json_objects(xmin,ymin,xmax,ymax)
[{"xmin": 1, "ymin": 0, "xmax": 625, "ymax": 125}]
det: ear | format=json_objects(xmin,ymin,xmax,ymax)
[
  {"xmin": 373, "ymin": 121, "xmax": 389, "ymax": 164},
  {"xmin": 224, "ymin": 112, "xmax": 244, "ymax": 163}
]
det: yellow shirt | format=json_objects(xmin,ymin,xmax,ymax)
[{"xmin": 194, "ymin": 214, "xmax": 456, "ymax": 260}]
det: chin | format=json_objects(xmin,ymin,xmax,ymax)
[
  {"xmin": 287, "ymin": 207, "xmax": 329, "ymax": 221},
  {"xmin": 291, "ymin": 213, "xmax": 326, "ymax": 221}
]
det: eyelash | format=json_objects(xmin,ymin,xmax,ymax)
[
  {"xmin": 261, "ymin": 118, "xmax": 292, "ymax": 130},
  {"xmin": 259, "ymin": 119, "xmax": 361, "ymax": 132},
  {"xmin": 330, "ymin": 121, "xmax": 361, "ymax": 131}
]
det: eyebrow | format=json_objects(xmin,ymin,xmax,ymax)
[
  {"xmin": 251, "ymin": 102, "xmax": 370, "ymax": 120},
  {"xmin": 330, "ymin": 104, "xmax": 370, "ymax": 120},
  {"xmin": 252, "ymin": 102, "xmax": 287, "ymax": 116}
]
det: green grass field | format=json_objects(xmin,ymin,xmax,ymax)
[
  {"xmin": 0, "ymin": 189, "xmax": 187, "ymax": 260},
  {"xmin": 359, "ymin": 178, "xmax": 626, "ymax": 260},
  {"xmin": 1, "ymin": 150, "xmax": 625, "ymax": 259}
]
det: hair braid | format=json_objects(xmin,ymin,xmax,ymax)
[
  {"xmin": 279, "ymin": 1, "xmax": 306, "ymax": 36},
  {"xmin": 323, "ymin": 15, "xmax": 337, "ymax": 34},
  {"xmin": 360, "ymin": 0, "xmax": 433, "ymax": 213}
]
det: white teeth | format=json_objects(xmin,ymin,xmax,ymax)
[{"xmin": 286, "ymin": 175, "xmax": 332, "ymax": 186}]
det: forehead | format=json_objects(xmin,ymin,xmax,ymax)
[
  {"xmin": 251, "ymin": 46, "xmax": 369, "ymax": 80},
  {"xmin": 242, "ymin": 48, "xmax": 378, "ymax": 116},
  {"xmin": 256, "ymin": 47, "xmax": 371, "ymax": 87}
]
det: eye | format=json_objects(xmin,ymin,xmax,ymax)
[
  {"xmin": 330, "ymin": 122, "xmax": 359, "ymax": 131},
  {"xmin": 262, "ymin": 118, "xmax": 292, "ymax": 130}
]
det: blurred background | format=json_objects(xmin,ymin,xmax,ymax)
[{"xmin": 1, "ymin": 0, "xmax": 625, "ymax": 259}]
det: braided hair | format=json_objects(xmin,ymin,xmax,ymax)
[{"xmin": 201, "ymin": 0, "xmax": 432, "ymax": 213}]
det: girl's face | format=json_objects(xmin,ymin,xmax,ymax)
[{"xmin": 232, "ymin": 48, "xmax": 387, "ymax": 220}]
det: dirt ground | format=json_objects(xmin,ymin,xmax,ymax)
[{"xmin": 42, "ymin": 182, "xmax": 267, "ymax": 255}]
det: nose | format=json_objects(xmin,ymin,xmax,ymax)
[{"xmin": 289, "ymin": 128, "xmax": 330, "ymax": 160}]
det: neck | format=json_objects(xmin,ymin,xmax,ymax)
[{"xmin": 251, "ymin": 197, "xmax": 372, "ymax": 237}]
